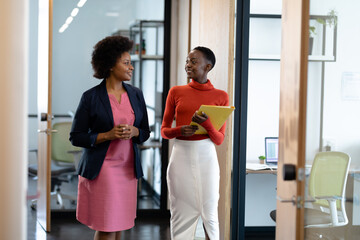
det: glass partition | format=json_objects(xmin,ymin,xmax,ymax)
[
  {"xmin": 305, "ymin": 0, "xmax": 360, "ymax": 238},
  {"xmin": 28, "ymin": 0, "xmax": 166, "ymax": 212},
  {"xmin": 244, "ymin": 0, "xmax": 282, "ymax": 228}
]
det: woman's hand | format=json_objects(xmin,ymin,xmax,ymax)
[
  {"xmin": 192, "ymin": 111, "xmax": 208, "ymax": 124},
  {"xmin": 181, "ymin": 125, "xmax": 198, "ymax": 136},
  {"xmin": 96, "ymin": 124, "xmax": 139, "ymax": 144},
  {"xmin": 117, "ymin": 124, "xmax": 139, "ymax": 140}
]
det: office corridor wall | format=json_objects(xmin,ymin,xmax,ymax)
[{"xmin": 0, "ymin": 1, "xmax": 28, "ymax": 240}]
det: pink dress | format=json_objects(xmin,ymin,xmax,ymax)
[{"xmin": 76, "ymin": 92, "xmax": 137, "ymax": 232}]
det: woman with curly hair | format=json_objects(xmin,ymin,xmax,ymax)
[{"xmin": 70, "ymin": 35, "xmax": 150, "ymax": 240}]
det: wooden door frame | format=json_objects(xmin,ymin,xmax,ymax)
[{"xmin": 276, "ymin": 0, "xmax": 310, "ymax": 239}]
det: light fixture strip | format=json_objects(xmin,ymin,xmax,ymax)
[
  {"xmin": 59, "ymin": 1, "xmax": 86, "ymax": 33},
  {"xmin": 77, "ymin": 0, "xmax": 87, "ymax": 8},
  {"xmin": 71, "ymin": 8, "xmax": 79, "ymax": 17}
]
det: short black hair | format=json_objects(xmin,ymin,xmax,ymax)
[
  {"xmin": 91, "ymin": 35, "xmax": 133, "ymax": 79},
  {"xmin": 193, "ymin": 46, "xmax": 216, "ymax": 70}
]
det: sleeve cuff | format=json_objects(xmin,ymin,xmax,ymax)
[
  {"xmin": 90, "ymin": 133, "xmax": 98, "ymax": 148},
  {"xmin": 200, "ymin": 119, "xmax": 215, "ymax": 132}
]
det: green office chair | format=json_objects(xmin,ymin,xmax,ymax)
[
  {"xmin": 51, "ymin": 122, "xmax": 80, "ymax": 169},
  {"xmin": 29, "ymin": 121, "xmax": 81, "ymax": 209},
  {"xmin": 304, "ymin": 151, "xmax": 351, "ymax": 228},
  {"xmin": 270, "ymin": 151, "xmax": 351, "ymax": 228}
]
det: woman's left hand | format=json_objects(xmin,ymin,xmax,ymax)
[
  {"xmin": 118, "ymin": 124, "xmax": 139, "ymax": 140},
  {"xmin": 191, "ymin": 111, "xmax": 208, "ymax": 124}
]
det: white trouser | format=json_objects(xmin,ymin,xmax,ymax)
[{"xmin": 167, "ymin": 139, "xmax": 220, "ymax": 240}]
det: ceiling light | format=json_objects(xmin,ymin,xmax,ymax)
[
  {"xmin": 77, "ymin": 0, "xmax": 87, "ymax": 8},
  {"xmin": 59, "ymin": 1, "xmax": 85, "ymax": 33},
  {"xmin": 59, "ymin": 24, "xmax": 68, "ymax": 33},
  {"xmin": 71, "ymin": 8, "xmax": 79, "ymax": 17},
  {"xmin": 65, "ymin": 16, "xmax": 73, "ymax": 24}
]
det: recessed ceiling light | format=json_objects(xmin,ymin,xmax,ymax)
[
  {"xmin": 77, "ymin": 0, "xmax": 87, "ymax": 8},
  {"xmin": 59, "ymin": 24, "xmax": 68, "ymax": 33},
  {"xmin": 65, "ymin": 16, "xmax": 73, "ymax": 25},
  {"xmin": 71, "ymin": 8, "xmax": 79, "ymax": 17},
  {"xmin": 59, "ymin": 1, "xmax": 86, "ymax": 33}
]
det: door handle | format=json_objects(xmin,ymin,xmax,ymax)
[
  {"xmin": 277, "ymin": 195, "xmax": 316, "ymax": 208},
  {"xmin": 277, "ymin": 195, "xmax": 297, "ymax": 205},
  {"xmin": 37, "ymin": 129, "xmax": 58, "ymax": 135}
]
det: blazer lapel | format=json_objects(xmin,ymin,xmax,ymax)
[{"xmin": 98, "ymin": 79, "xmax": 114, "ymax": 126}]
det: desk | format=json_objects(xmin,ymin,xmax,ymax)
[{"xmin": 246, "ymin": 169, "xmax": 277, "ymax": 174}]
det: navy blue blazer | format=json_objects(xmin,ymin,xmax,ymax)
[{"xmin": 69, "ymin": 79, "xmax": 150, "ymax": 180}]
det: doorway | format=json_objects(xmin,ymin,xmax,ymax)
[{"xmin": 27, "ymin": 0, "xmax": 170, "ymax": 233}]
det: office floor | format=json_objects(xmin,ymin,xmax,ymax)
[
  {"xmin": 27, "ymin": 175, "xmax": 170, "ymax": 239},
  {"xmin": 26, "ymin": 169, "xmax": 280, "ymax": 240},
  {"xmin": 27, "ymin": 210, "xmax": 171, "ymax": 240},
  {"xmin": 27, "ymin": 175, "xmax": 210, "ymax": 240}
]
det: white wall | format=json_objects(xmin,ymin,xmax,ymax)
[
  {"xmin": 246, "ymin": 61, "xmax": 280, "ymax": 161},
  {"xmin": 247, "ymin": 0, "xmax": 282, "ymax": 161},
  {"xmin": 51, "ymin": 0, "xmax": 138, "ymax": 115},
  {"xmin": 310, "ymin": 0, "xmax": 360, "ymax": 168},
  {"xmin": 245, "ymin": 174, "xmax": 277, "ymax": 226},
  {"xmin": 250, "ymin": 0, "xmax": 282, "ymax": 14}
]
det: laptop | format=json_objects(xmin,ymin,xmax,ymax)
[
  {"xmin": 246, "ymin": 137, "xmax": 279, "ymax": 171},
  {"xmin": 265, "ymin": 137, "xmax": 279, "ymax": 169}
]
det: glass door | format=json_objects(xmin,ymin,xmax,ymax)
[
  {"xmin": 245, "ymin": 0, "xmax": 282, "ymax": 229},
  {"xmin": 129, "ymin": 19, "xmax": 165, "ymax": 210},
  {"xmin": 304, "ymin": 0, "xmax": 360, "ymax": 238},
  {"xmin": 274, "ymin": 0, "xmax": 360, "ymax": 239},
  {"xmin": 27, "ymin": 2, "xmax": 169, "ymax": 231},
  {"xmin": 51, "ymin": 0, "xmax": 166, "ymax": 212}
]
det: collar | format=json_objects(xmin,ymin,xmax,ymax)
[{"xmin": 188, "ymin": 79, "xmax": 214, "ymax": 91}]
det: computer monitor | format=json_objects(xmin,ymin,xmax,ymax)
[{"xmin": 265, "ymin": 137, "xmax": 279, "ymax": 165}]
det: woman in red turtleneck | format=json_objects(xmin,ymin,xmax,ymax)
[{"xmin": 161, "ymin": 46, "xmax": 229, "ymax": 240}]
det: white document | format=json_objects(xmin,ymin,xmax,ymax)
[{"xmin": 246, "ymin": 163, "xmax": 277, "ymax": 171}]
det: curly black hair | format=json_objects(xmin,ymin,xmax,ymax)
[
  {"xmin": 193, "ymin": 46, "xmax": 216, "ymax": 70},
  {"xmin": 91, "ymin": 35, "xmax": 133, "ymax": 79}
]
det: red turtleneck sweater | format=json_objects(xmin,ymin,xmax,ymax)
[{"xmin": 161, "ymin": 79, "xmax": 229, "ymax": 145}]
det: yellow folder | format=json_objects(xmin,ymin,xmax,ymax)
[{"xmin": 190, "ymin": 105, "xmax": 235, "ymax": 134}]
